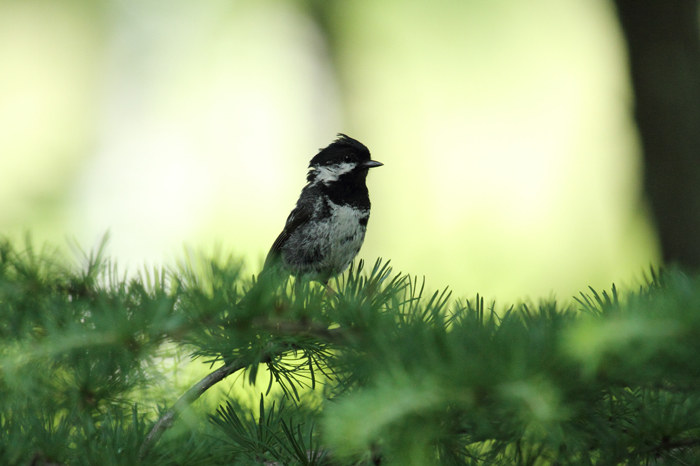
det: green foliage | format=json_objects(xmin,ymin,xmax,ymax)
[
  {"xmin": 209, "ymin": 395, "xmax": 326, "ymax": 465},
  {"xmin": 2, "ymin": 236, "xmax": 700, "ymax": 465}
]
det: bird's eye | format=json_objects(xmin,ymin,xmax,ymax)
[{"xmin": 343, "ymin": 154, "xmax": 352, "ymax": 163}]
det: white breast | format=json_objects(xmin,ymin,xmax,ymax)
[{"xmin": 326, "ymin": 201, "xmax": 368, "ymax": 271}]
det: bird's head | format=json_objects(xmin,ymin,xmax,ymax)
[{"xmin": 307, "ymin": 134, "xmax": 382, "ymax": 185}]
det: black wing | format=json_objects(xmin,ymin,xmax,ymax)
[{"xmin": 264, "ymin": 200, "xmax": 314, "ymax": 269}]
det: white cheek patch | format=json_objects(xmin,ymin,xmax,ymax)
[{"xmin": 314, "ymin": 162, "xmax": 355, "ymax": 184}]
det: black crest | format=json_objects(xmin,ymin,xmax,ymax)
[{"xmin": 308, "ymin": 134, "xmax": 371, "ymax": 168}]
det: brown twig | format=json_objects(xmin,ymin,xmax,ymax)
[
  {"xmin": 253, "ymin": 318, "xmax": 347, "ymax": 343},
  {"xmin": 139, "ymin": 357, "xmax": 246, "ymax": 458},
  {"xmin": 139, "ymin": 321, "xmax": 346, "ymax": 458}
]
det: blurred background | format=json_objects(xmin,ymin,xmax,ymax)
[{"xmin": 0, "ymin": 0, "xmax": 663, "ymax": 304}]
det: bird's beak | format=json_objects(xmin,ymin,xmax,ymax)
[{"xmin": 363, "ymin": 160, "xmax": 383, "ymax": 169}]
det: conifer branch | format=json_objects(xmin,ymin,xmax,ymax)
[
  {"xmin": 641, "ymin": 437, "xmax": 700, "ymax": 456},
  {"xmin": 10, "ymin": 236, "xmax": 700, "ymax": 465}
]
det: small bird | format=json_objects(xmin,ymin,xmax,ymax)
[{"xmin": 264, "ymin": 134, "xmax": 382, "ymax": 283}]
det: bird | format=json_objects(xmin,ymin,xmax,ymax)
[{"xmin": 264, "ymin": 134, "xmax": 382, "ymax": 284}]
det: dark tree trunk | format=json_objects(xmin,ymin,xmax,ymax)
[{"xmin": 613, "ymin": 0, "xmax": 700, "ymax": 268}]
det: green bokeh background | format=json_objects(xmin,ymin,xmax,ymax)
[{"xmin": 0, "ymin": 0, "xmax": 658, "ymax": 306}]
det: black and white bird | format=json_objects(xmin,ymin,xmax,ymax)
[{"xmin": 264, "ymin": 134, "xmax": 382, "ymax": 283}]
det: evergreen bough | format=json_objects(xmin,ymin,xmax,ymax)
[{"xmin": 1, "ymin": 236, "xmax": 700, "ymax": 465}]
